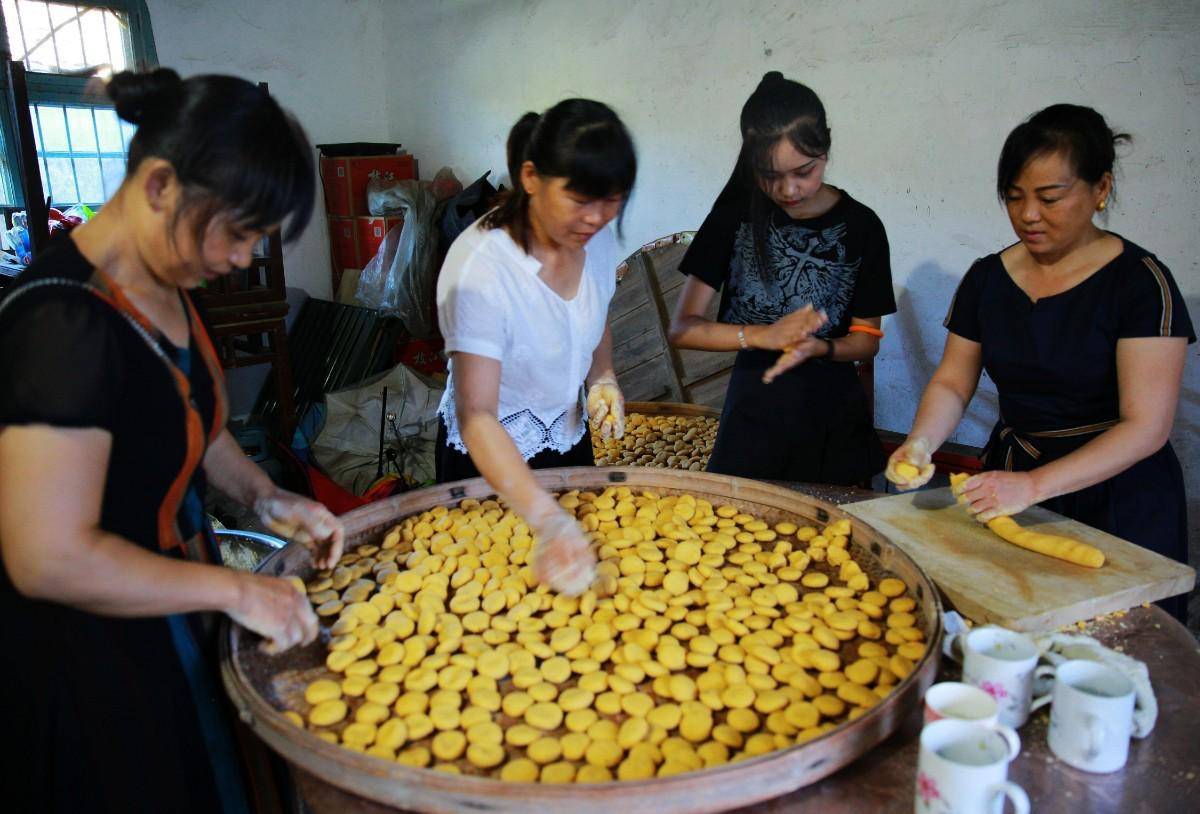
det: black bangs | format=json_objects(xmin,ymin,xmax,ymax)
[
  {"xmin": 996, "ymin": 124, "xmax": 1059, "ymax": 199},
  {"xmin": 996, "ymin": 104, "xmax": 1128, "ymax": 200},
  {"xmin": 745, "ymin": 118, "xmax": 830, "ymax": 179},
  {"xmin": 222, "ymin": 112, "xmax": 315, "ymax": 241},
  {"xmin": 738, "ymin": 73, "xmax": 831, "ymax": 181},
  {"xmin": 482, "ymin": 98, "xmax": 638, "ymax": 252},
  {"xmin": 561, "ymin": 121, "xmax": 637, "ymax": 200}
]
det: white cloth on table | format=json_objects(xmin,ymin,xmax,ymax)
[{"xmin": 1033, "ymin": 631, "xmax": 1157, "ymax": 738}]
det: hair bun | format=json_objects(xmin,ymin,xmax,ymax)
[
  {"xmin": 760, "ymin": 71, "xmax": 785, "ymax": 86},
  {"xmin": 107, "ymin": 68, "xmax": 183, "ymax": 125}
]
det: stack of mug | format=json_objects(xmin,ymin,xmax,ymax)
[{"xmin": 915, "ymin": 626, "xmax": 1139, "ymax": 813}]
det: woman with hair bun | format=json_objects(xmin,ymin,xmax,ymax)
[
  {"xmin": 435, "ymin": 99, "xmax": 637, "ymax": 596},
  {"xmin": 887, "ymin": 105, "xmax": 1193, "ymax": 617},
  {"xmin": 669, "ymin": 72, "xmax": 895, "ymax": 484},
  {"xmin": 0, "ymin": 69, "xmax": 341, "ymax": 811}
]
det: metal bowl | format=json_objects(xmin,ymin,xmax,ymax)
[{"xmin": 215, "ymin": 528, "xmax": 286, "ymax": 572}]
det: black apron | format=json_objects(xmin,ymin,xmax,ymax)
[{"xmin": 705, "ymin": 349, "xmax": 884, "ymax": 485}]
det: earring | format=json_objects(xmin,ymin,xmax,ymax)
[{"xmin": 1097, "ymin": 199, "xmax": 1108, "ymax": 212}]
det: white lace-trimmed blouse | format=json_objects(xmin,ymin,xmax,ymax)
[{"xmin": 436, "ymin": 220, "xmax": 617, "ymax": 459}]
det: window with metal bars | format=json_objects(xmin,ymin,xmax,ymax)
[
  {"xmin": 0, "ymin": 1, "xmax": 156, "ymax": 209},
  {"xmin": 30, "ymin": 102, "xmax": 135, "ymax": 206}
]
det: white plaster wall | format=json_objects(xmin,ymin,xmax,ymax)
[
  {"xmin": 146, "ymin": 0, "xmax": 392, "ymax": 299},
  {"xmin": 141, "ymin": 1, "xmax": 1200, "ymax": 566},
  {"xmin": 382, "ymin": 0, "xmax": 1200, "ymax": 560}
]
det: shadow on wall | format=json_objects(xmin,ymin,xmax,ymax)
[{"xmin": 889, "ymin": 260, "xmax": 998, "ymax": 445}]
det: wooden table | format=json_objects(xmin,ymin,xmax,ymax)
[{"xmin": 293, "ymin": 483, "xmax": 1200, "ymax": 814}]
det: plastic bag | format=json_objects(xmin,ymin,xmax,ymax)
[
  {"xmin": 355, "ymin": 178, "xmax": 438, "ymax": 337},
  {"xmin": 2, "ymin": 211, "xmax": 32, "ymax": 267}
]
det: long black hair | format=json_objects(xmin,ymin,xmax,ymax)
[
  {"xmin": 996, "ymin": 104, "xmax": 1130, "ymax": 201},
  {"xmin": 107, "ymin": 68, "xmax": 315, "ymax": 243},
  {"xmin": 484, "ymin": 98, "xmax": 637, "ymax": 252},
  {"xmin": 716, "ymin": 72, "xmax": 831, "ymax": 279}
]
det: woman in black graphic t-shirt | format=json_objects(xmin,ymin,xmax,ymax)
[{"xmin": 669, "ymin": 73, "xmax": 895, "ymax": 484}]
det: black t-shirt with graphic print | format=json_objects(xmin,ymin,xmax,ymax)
[{"xmin": 679, "ymin": 187, "xmax": 896, "ymax": 337}]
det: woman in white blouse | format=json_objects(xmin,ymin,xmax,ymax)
[{"xmin": 435, "ymin": 99, "xmax": 637, "ymax": 595}]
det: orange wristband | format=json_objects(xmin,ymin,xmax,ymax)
[{"xmin": 849, "ymin": 325, "xmax": 885, "ymax": 338}]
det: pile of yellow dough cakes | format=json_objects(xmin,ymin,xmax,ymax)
[
  {"xmin": 285, "ymin": 487, "xmax": 928, "ymax": 783},
  {"xmin": 592, "ymin": 413, "xmax": 718, "ymax": 470}
]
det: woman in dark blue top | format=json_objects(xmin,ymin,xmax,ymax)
[{"xmin": 887, "ymin": 105, "xmax": 1193, "ymax": 618}]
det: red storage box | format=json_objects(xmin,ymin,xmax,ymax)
[
  {"xmin": 320, "ymin": 154, "xmax": 418, "ymax": 216},
  {"xmin": 396, "ymin": 336, "xmax": 447, "ymax": 376},
  {"xmin": 328, "ymin": 216, "xmax": 360, "ymax": 270},
  {"xmin": 357, "ymin": 215, "xmax": 404, "ymax": 265}
]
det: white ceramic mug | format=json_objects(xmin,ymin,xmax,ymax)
[
  {"xmin": 925, "ymin": 681, "xmax": 1001, "ymax": 728},
  {"xmin": 916, "ymin": 719, "xmax": 1029, "ymax": 814},
  {"xmin": 1042, "ymin": 659, "xmax": 1136, "ymax": 773},
  {"xmin": 954, "ymin": 626, "xmax": 1050, "ymax": 728}
]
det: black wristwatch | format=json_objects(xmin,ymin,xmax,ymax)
[{"xmin": 821, "ymin": 337, "xmax": 835, "ymax": 359}]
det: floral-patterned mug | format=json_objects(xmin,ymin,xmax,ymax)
[
  {"xmin": 916, "ymin": 719, "xmax": 1029, "ymax": 814},
  {"xmin": 954, "ymin": 626, "xmax": 1050, "ymax": 728},
  {"xmin": 925, "ymin": 681, "xmax": 1001, "ymax": 728}
]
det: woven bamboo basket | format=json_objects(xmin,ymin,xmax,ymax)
[{"xmin": 221, "ymin": 467, "xmax": 941, "ymax": 813}]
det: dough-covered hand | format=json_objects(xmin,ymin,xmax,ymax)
[
  {"xmin": 254, "ymin": 490, "xmax": 344, "ymax": 569},
  {"xmin": 956, "ymin": 470, "xmax": 1038, "ymax": 523},
  {"xmin": 884, "ymin": 437, "xmax": 936, "ymax": 490},
  {"xmin": 586, "ymin": 377, "xmax": 625, "ymax": 442},
  {"xmin": 526, "ymin": 499, "xmax": 597, "ymax": 596},
  {"xmin": 227, "ymin": 572, "xmax": 318, "ymax": 654}
]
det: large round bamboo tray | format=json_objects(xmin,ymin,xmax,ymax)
[{"xmin": 221, "ymin": 468, "xmax": 942, "ymax": 814}]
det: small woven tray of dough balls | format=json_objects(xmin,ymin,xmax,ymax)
[{"xmin": 593, "ymin": 413, "xmax": 719, "ymax": 471}]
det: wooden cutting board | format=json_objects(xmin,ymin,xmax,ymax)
[{"xmin": 844, "ymin": 488, "xmax": 1195, "ymax": 632}]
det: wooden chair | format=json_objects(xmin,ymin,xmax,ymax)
[{"xmin": 192, "ymin": 227, "xmax": 297, "ymax": 440}]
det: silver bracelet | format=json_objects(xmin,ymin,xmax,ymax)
[{"xmin": 737, "ymin": 328, "xmax": 749, "ymax": 350}]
